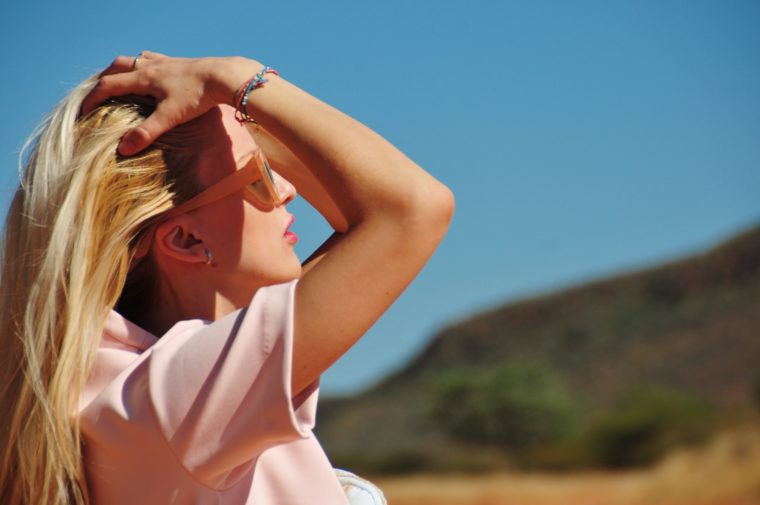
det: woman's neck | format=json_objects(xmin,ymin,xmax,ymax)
[{"xmin": 145, "ymin": 273, "xmax": 244, "ymax": 336}]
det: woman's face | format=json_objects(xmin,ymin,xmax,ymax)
[{"xmin": 190, "ymin": 106, "xmax": 301, "ymax": 300}]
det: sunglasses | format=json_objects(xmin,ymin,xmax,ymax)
[{"xmin": 133, "ymin": 149, "xmax": 282, "ymax": 259}]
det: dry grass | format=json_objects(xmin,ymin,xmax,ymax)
[{"xmin": 374, "ymin": 425, "xmax": 760, "ymax": 505}]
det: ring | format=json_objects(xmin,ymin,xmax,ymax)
[{"xmin": 132, "ymin": 53, "xmax": 142, "ymax": 70}]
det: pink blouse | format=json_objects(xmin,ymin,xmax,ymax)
[{"xmin": 78, "ymin": 281, "xmax": 349, "ymax": 504}]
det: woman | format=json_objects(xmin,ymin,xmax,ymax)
[{"xmin": 0, "ymin": 52, "xmax": 453, "ymax": 504}]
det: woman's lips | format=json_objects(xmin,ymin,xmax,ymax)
[{"xmin": 284, "ymin": 216, "xmax": 298, "ymax": 244}]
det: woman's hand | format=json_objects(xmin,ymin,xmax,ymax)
[{"xmin": 80, "ymin": 52, "xmax": 259, "ymax": 155}]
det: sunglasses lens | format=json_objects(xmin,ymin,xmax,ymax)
[
  {"xmin": 246, "ymin": 156, "xmax": 281, "ymax": 207},
  {"xmin": 262, "ymin": 160, "xmax": 281, "ymax": 200},
  {"xmin": 262, "ymin": 159, "xmax": 275, "ymax": 183},
  {"xmin": 247, "ymin": 180, "xmax": 275, "ymax": 206}
]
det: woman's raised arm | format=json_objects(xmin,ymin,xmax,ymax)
[
  {"xmin": 81, "ymin": 54, "xmax": 455, "ymax": 396},
  {"xmin": 241, "ymin": 62, "xmax": 454, "ymax": 395}
]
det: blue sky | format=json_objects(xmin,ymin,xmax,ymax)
[{"xmin": 2, "ymin": 1, "xmax": 759, "ymax": 395}]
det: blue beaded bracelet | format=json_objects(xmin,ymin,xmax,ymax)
[{"xmin": 235, "ymin": 66, "xmax": 279, "ymax": 123}]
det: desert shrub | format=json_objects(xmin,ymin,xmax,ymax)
[
  {"xmin": 585, "ymin": 385, "xmax": 715, "ymax": 468},
  {"xmin": 428, "ymin": 362, "xmax": 578, "ymax": 453}
]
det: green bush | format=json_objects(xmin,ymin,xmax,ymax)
[
  {"xmin": 428, "ymin": 362, "xmax": 578, "ymax": 453},
  {"xmin": 584, "ymin": 385, "xmax": 715, "ymax": 468}
]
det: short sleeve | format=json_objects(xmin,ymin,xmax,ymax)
[{"xmin": 146, "ymin": 280, "xmax": 318, "ymax": 489}]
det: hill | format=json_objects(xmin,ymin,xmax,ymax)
[{"xmin": 315, "ymin": 224, "xmax": 760, "ymax": 473}]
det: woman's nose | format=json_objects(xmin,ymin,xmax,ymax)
[{"xmin": 273, "ymin": 170, "xmax": 297, "ymax": 206}]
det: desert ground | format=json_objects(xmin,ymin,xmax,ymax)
[{"xmin": 374, "ymin": 425, "xmax": 760, "ymax": 505}]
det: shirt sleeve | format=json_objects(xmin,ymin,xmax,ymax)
[{"xmin": 145, "ymin": 280, "xmax": 319, "ymax": 489}]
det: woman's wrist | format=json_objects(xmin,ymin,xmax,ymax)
[
  {"xmin": 233, "ymin": 66, "xmax": 280, "ymax": 123},
  {"xmin": 205, "ymin": 56, "xmax": 263, "ymax": 108}
]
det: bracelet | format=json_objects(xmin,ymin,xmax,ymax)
[{"xmin": 234, "ymin": 66, "xmax": 279, "ymax": 123}]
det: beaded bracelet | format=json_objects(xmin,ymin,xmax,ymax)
[{"xmin": 234, "ymin": 66, "xmax": 279, "ymax": 123}]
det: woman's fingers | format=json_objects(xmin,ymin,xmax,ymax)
[
  {"xmin": 80, "ymin": 53, "xmax": 244, "ymax": 155},
  {"xmin": 100, "ymin": 51, "xmax": 165, "ymax": 76},
  {"xmin": 118, "ymin": 101, "xmax": 181, "ymax": 155},
  {"xmin": 80, "ymin": 71, "xmax": 154, "ymax": 117},
  {"xmin": 81, "ymin": 52, "xmax": 163, "ymax": 115},
  {"xmin": 99, "ymin": 55, "xmax": 137, "ymax": 77},
  {"xmin": 118, "ymin": 123, "xmax": 158, "ymax": 156},
  {"xmin": 140, "ymin": 50, "xmax": 168, "ymax": 60}
]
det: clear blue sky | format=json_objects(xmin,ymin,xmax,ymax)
[{"xmin": 2, "ymin": 1, "xmax": 759, "ymax": 395}]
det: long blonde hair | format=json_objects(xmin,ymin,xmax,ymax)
[{"xmin": 0, "ymin": 78, "xmax": 205, "ymax": 504}]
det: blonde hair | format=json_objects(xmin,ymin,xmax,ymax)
[{"xmin": 0, "ymin": 78, "xmax": 205, "ymax": 504}]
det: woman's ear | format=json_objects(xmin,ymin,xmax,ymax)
[{"xmin": 154, "ymin": 216, "xmax": 208, "ymax": 265}]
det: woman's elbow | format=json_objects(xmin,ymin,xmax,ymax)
[
  {"xmin": 371, "ymin": 167, "xmax": 454, "ymax": 237},
  {"xmin": 404, "ymin": 179, "xmax": 455, "ymax": 239},
  {"xmin": 428, "ymin": 182, "xmax": 455, "ymax": 231}
]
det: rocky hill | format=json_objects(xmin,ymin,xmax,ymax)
[{"xmin": 315, "ymin": 224, "xmax": 760, "ymax": 473}]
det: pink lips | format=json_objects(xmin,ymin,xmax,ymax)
[{"xmin": 284, "ymin": 215, "xmax": 298, "ymax": 244}]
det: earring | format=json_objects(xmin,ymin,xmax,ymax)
[{"xmin": 204, "ymin": 248, "xmax": 213, "ymax": 265}]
